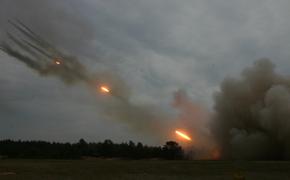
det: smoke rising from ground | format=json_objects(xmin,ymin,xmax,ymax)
[{"xmin": 212, "ymin": 58, "xmax": 290, "ymax": 160}]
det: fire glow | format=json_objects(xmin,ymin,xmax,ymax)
[
  {"xmin": 100, "ymin": 86, "xmax": 110, "ymax": 93},
  {"xmin": 175, "ymin": 130, "xmax": 192, "ymax": 141}
]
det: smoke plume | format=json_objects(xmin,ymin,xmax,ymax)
[{"xmin": 212, "ymin": 58, "xmax": 290, "ymax": 160}]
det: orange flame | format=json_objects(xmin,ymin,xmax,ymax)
[
  {"xmin": 175, "ymin": 130, "xmax": 192, "ymax": 141},
  {"xmin": 100, "ymin": 86, "xmax": 110, "ymax": 93}
]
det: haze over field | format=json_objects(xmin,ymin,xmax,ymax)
[{"xmin": 1, "ymin": 0, "xmax": 290, "ymax": 160}]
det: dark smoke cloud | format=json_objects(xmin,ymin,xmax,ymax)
[{"xmin": 213, "ymin": 58, "xmax": 290, "ymax": 160}]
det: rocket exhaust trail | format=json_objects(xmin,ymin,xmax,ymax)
[
  {"xmin": 0, "ymin": 20, "xmax": 170, "ymax": 141},
  {"xmin": 0, "ymin": 42, "xmax": 42, "ymax": 70},
  {"xmin": 8, "ymin": 19, "xmax": 58, "ymax": 55},
  {"xmin": 1, "ymin": 19, "xmax": 91, "ymax": 85}
]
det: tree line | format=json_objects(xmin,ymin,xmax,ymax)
[{"xmin": 0, "ymin": 139, "xmax": 184, "ymax": 160}]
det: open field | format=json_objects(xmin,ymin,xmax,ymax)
[{"xmin": 0, "ymin": 159, "xmax": 290, "ymax": 180}]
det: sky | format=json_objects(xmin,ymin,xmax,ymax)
[{"xmin": 1, "ymin": 0, "xmax": 290, "ymax": 145}]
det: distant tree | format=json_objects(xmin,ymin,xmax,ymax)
[
  {"xmin": 100, "ymin": 139, "xmax": 114, "ymax": 157},
  {"xmin": 137, "ymin": 142, "xmax": 143, "ymax": 148},
  {"xmin": 162, "ymin": 141, "xmax": 184, "ymax": 160},
  {"xmin": 128, "ymin": 141, "xmax": 135, "ymax": 148},
  {"xmin": 78, "ymin": 139, "xmax": 87, "ymax": 146},
  {"xmin": 0, "ymin": 139, "xmax": 185, "ymax": 160},
  {"xmin": 134, "ymin": 142, "xmax": 144, "ymax": 159},
  {"xmin": 76, "ymin": 139, "xmax": 89, "ymax": 156}
]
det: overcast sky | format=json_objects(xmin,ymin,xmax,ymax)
[{"xmin": 1, "ymin": 0, "xmax": 290, "ymax": 145}]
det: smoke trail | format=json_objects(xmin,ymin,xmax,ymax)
[
  {"xmin": 212, "ymin": 58, "xmax": 290, "ymax": 160},
  {"xmin": 0, "ymin": 20, "xmax": 171, "ymax": 142},
  {"xmin": 1, "ymin": 20, "xmax": 91, "ymax": 85}
]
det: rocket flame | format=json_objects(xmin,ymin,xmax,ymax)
[
  {"xmin": 54, "ymin": 59, "xmax": 62, "ymax": 65},
  {"xmin": 100, "ymin": 86, "xmax": 110, "ymax": 93},
  {"xmin": 175, "ymin": 130, "xmax": 192, "ymax": 141}
]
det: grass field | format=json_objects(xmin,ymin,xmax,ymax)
[{"xmin": 0, "ymin": 159, "xmax": 290, "ymax": 180}]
